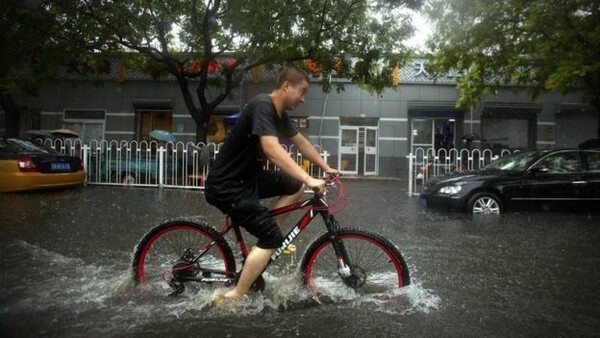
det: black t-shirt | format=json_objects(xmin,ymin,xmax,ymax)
[{"xmin": 205, "ymin": 93, "xmax": 298, "ymax": 202}]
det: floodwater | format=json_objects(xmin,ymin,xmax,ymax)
[{"xmin": 1, "ymin": 180, "xmax": 599, "ymax": 337}]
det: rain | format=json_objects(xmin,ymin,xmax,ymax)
[{"xmin": 1, "ymin": 180, "xmax": 598, "ymax": 337}]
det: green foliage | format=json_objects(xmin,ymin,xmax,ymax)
[
  {"xmin": 3, "ymin": 0, "xmax": 426, "ymax": 140},
  {"xmin": 53, "ymin": 1, "xmax": 422, "ymax": 105},
  {"xmin": 426, "ymin": 0, "xmax": 600, "ymax": 110},
  {"xmin": 1, "ymin": 1, "xmax": 75, "ymax": 95}
]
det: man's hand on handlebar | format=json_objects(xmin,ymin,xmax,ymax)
[
  {"xmin": 305, "ymin": 177, "xmax": 326, "ymax": 194},
  {"xmin": 324, "ymin": 168, "xmax": 339, "ymax": 177},
  {"xmin": 304, "ymin": 168, "xmax": 339, "ymax": 194}
]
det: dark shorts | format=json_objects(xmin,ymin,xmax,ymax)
[{"xmin": 206, "ymin": 171, "xmax": 302, "ymax": 249}]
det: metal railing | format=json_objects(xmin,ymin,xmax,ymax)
[
  {"xmin": 38, "ymin": 138, "xmax": 329, "ymax": 189},
  {"xmin": 407, "ymin": 147, "xmax": 515, "ymax": 196}
]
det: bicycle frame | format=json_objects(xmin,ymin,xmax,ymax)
[
  {"xmin": 220, "ymin": 192, "xmax": 335, "ymax": 265},
  {"xmin": 183, "ymin": 179, "xmax": 352, "ymax": 286}
]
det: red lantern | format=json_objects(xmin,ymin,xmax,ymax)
[
  {"xmin": 391, "ymin": 64, "xmax": 400, "ymax": 86},
  {"xmin": 207, "ymin": 60, "xmax": 220, "ymax": 72},
  {"xmin": 223, "ymin": 58, "xmax": 237, "ymax": 69},
  {"xmin": 333, "ymin": 58, "xmax": 343, "ymax": 72},
  {"xmin": 189, "ymin": 59, "xmax": 201, "ymax": 74},
  {"xmin": 304, "ymin": 59, "xmax": 318, "ymax": 73},
  {"xmin": 252, "ymin": 66, "xmax": 261, "ymax": 83}
]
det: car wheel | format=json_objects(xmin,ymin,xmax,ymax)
[
  {"xmin": 120, "ymin": 173, "xmax": 136, "ymax": 185},
  {"xmin": 467, "ymin": 192, "xmax": 502, "ymax": 215}
]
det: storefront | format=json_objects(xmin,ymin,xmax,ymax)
[
  {"xmin": 1, "ymin": 58, "xmax": 597, "ymax": 177},
  {"xmin": 408, "ymin": 106, "xmax": 464, "ymax": 162},
  {"xmin": 480, "ymin": 105, "xmax": 540, "ymax": 152}
]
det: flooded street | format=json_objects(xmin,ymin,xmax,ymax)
[{"xmin": 1, "ymin": 180, "xmax": 599, "ymax": 337}]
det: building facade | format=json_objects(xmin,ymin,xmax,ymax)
[{"xmin": 1, "ymin": 58, "xmax": 597, "ymax": 177}]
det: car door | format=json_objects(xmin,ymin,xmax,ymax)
[
  {"xmin": 580, "ymin": 150, "xmax": 600, "ymax": 201},
  {"xmin": 527, "ymin": 151, "xmax": 583, "ymax": 204}
]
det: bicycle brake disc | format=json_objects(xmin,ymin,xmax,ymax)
[{"xmin": 343, "ymin": 265, "xmax": 367, "ymax": 289}]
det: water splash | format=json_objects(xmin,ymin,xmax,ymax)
[{"xmin": 2, "ymin": 239, "xmax": 440, "ymax": 335}]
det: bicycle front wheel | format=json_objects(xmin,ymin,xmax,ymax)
[
  {"xmin": 301, "ymin": 228, "xmax": 410, "ymax": 302},
  {"xmin": 132, "ymin": 219, "xmax": 236, "ymax": 295}
]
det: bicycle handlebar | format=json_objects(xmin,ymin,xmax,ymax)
[{"xmin": 312, "ymin": 173, "xmax": 342, "ymax": 194}]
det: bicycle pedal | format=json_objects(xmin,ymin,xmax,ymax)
[{"xmin": 283, "ymin": 244, "xmax": 297, "ymax": 255}]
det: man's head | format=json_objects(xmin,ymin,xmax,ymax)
[
  {"xmin": 272, "ymin": 66, "xmax": 310, "ymax": 111},
  {"xmin": 274, "ymin": 65, "xmax": 310, "ymax": 89}
]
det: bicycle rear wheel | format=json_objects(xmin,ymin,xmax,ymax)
[
  {"xmin": 301, "ymin": 228, "xmax": 410, "ymax": 302},
  {"xmin": 132, "ymin": 219, "xmax": 236, "ymax": 295}
]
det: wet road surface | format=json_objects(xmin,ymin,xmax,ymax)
[{"xmin": 1, "ymin": 180, "xmax": 599, "ymax": 337}]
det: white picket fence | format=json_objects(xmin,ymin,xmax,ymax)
[
  {"xmin": 38, "ymin": 138, "xmax": 329, "ymax": 189},
  {"xmin": 407, "ymin": 147, "xmax": 515, "ymax": 196},
  {"xmin": 38, "ymin": 138, "xmax": 513, "ymax": 194}
]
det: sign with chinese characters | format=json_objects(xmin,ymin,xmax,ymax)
[{"xmin": 411, "ymin": 60, "xmax": 462, "ymax": 80}]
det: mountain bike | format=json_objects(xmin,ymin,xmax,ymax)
[{"xmin": 131, "ymin": 174, "xmax": 410, "ymax": 303}]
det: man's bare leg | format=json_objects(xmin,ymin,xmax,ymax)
[
  {"xmin": 273, "ymin": 184, "xmax": 305, "ymax": 225},
  {"xmin": 222, "ymin": 186, "xmax": 304, "ymax": 301},
  {"xmin": 224, "ymin": 246, "xmax": 275, "ymax": 299}
]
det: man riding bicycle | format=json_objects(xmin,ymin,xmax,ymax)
[{"xmin": 205, "ymin": 65, "xmax": 337, "ymax": 302}]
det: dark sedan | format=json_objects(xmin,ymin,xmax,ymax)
[{"xmin": 419, "ymin": 149, "xmax": 600, "ymax": 214}]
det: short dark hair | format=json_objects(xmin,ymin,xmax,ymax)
[{"xmin": 274, "ymin": 65, "xmax": 310, "ymax": 89}]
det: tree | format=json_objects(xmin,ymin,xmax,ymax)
[
  {"xmin": 53, "ymin": 0, "xmax": 423, "ymax": 142},
  {"xmin": 426, "ymin": 0, "xmax": 600, "ymax": 137},
  {"xmin": 0, "ymin": 0, "xmax": 87, "ymax": 137}
]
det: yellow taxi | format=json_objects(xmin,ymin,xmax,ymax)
[{"xmin": 0, "ymin": 138, "xmax": 86, "ymax": 192}]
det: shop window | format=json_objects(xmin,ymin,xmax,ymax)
[
  {"xmin": 63, "ymin": 109, "xmax": 106, "ymax": 143},
  {"xmin": 481, "ymin": 107, "xmax": 538, "ymax": 151},
  {"xmin": 137, "ymin": 109, "xmax": 173, "ymax": 141}
]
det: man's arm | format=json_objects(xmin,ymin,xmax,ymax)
[
  {"xmin": 290, "ymin": 133, "xmax": 336, "ymax": 174},
  {"xmin": 260, "ymin": 135, "xmax": 326, "ymax": 192}
]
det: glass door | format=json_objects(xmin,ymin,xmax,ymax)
[
  {"xmin": 364, "ymin": 127, "xmax": 378, "ymax": 175},
  {"xmin": 339, "ymin": 126, "xmax": 359, "ymax": 175},
  {"xmin": 411, "ymin": 119, "xmax": 434, "ymax": 162}
]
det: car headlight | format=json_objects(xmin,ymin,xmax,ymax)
[{"xmin": 438, "ymin": 184, "xmax": 463, "ymax": 195}]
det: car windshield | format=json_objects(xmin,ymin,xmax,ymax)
[
  {"xmin": 484, "ymin": 151, "xmax": 540, "ymax": 171},
  {"xmin": 1, "ymin": 139, "xmax": 56, "ymax": 154}
]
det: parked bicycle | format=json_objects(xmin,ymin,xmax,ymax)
[{"xmin": 131, "ymin": 175, "xmax": 410, "ymax": 303}]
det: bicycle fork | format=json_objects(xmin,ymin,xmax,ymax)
[{"xmin": 323, "ymin": 214, "xmax": 355, "ymax": 282}]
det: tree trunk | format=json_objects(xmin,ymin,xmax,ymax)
[
  {"xmin": 195, "ymin": 120, "xmax": 207, "ymax": 144},
  {"xmin": 591, "ymin": 94, "xmax": 600, "ymax": 139},
  {"xmin": 596, "ymin": 101, "xmax": 600, "ymax": 139},
  {"xmin": 0, "ymin": 93, "xmax": 20, "ymax": 137},
  {"xmin": 596, "ymin": 106, "xmax": 600, "ymax": 139}
]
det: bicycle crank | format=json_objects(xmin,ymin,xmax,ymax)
[
  {"xmin": 168, "ymin": 278, "xmax": 185, "ymax": 297},
  {"xmin": 168, "ymin": 260, "xmax": 197, "ymax": 296}
]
